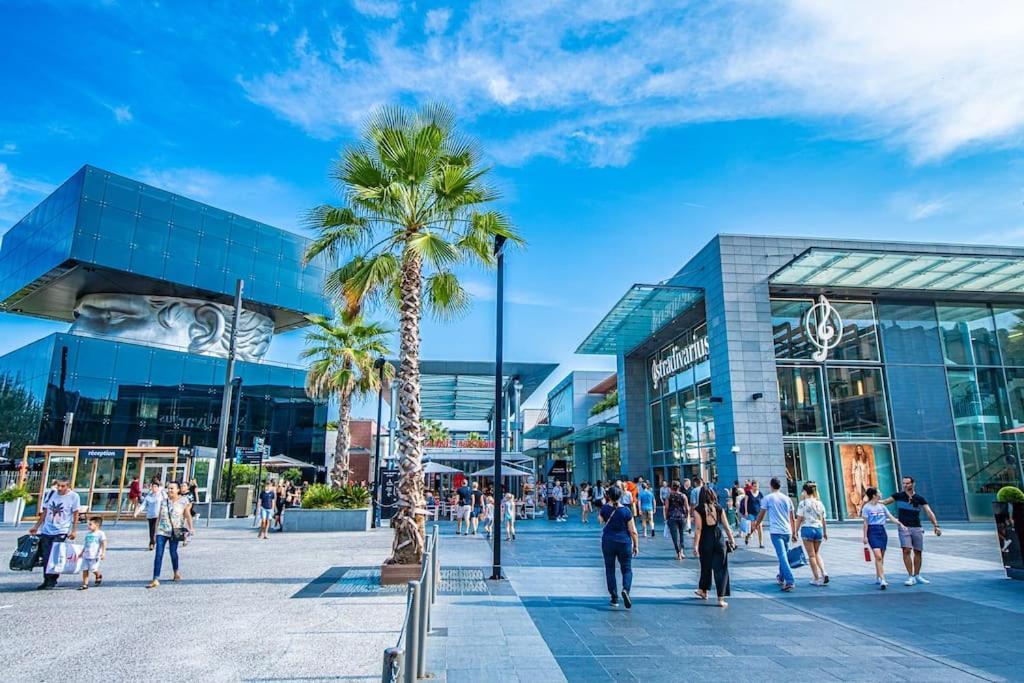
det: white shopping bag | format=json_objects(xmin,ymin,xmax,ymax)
[
  {"xmin": 663, "ymin": 523, "xmax": 670, "ymax": 539},
  {"xmin": 46, "ymin": 542, "xmax": 85, "ymax": 575}
]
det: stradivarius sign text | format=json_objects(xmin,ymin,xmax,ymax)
[{"xmin": 651, "ymin": 335, "xmax": 710, "ymax": 388}]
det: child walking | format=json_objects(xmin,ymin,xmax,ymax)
[
  {"xmin": 481, "ymin": 495, "xmax": 495, "ymax": 540},
  {"xmin": 861, "ymin": 487, "xmax": 906, "ymax": 590},
  {"xmin": 80, "ymin": 516, "xmax": 107, "ymax": 590},
  {"xmin": 503, "ymin": 493, "xmax": 517, "ymax": 541}
]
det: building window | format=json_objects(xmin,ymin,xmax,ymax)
[
  {"xmin": 650, "ymin": 400, "xmax": 663, "ymax": 452},
  {"xmin": 783, "ymin": 441, "xmax": 836, "ymax": 519},
  {"xmin": 958, "ymin": 441, "xmax": 1023, "ymax": 519},
  {"xmin": 772, "ymin": 299, "xmax": 814, "ymax": 360},
  {"xmin": 826, "ymin": 366, "xmax": 889, "ymax": 438},
  {"xmin": 947, "ymin": 368, "xmax": 1012, "ymax": 441},
  {"xmin": 830, "ymin": 301, "xmax": 880, "ymax": 362},
  {"xmin": 777, "ymin": 366, "xmax": 827, "ymax": 436},
  {"xmin": 993, "ymin": 306, "xmax": 1024, "ymax": 367},
  {"xmin": 138, "ymin": 396, "xmax": 160, "ymax": 420},
  {"xmin": 938, "ymin": 304, "xmax": 1001, "ymax": 366},
  {"xmin": 833, "ymin": 442, "xmax": 898, "ymax": 519}
]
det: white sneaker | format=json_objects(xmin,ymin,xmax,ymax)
[
  {"xmin": 915, "ymin": 574, "xmax": 930, "ymax": 584},
  {"xmin": 879, "ymin": 580, "xmax": 888, "ymax": 590},
  {"xmin": 810, "ymin": 579, "xmax": 822, "ymax": 587},
  {"xmin": 904, "ymin": 576, "xmax": 917, "ymax": 586}
]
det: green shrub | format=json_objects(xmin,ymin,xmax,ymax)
[
  {"xmin": 301, "ymin": 483, "xmax": 370, "ymax": 509},
  {"xmin": 281, "ymin": 467, "xmax": 303, "ymax": 484},
  {"xmin": 589, "ymin": 390, "xmax": 618, "ymax": 416},
  {"xmin": 219, "ymin": 463, "xmax": 270, "ymax": 499},
  {"xmin": 996, "ymin": 486, "xmax": 1024, "ymax": 504},
  {"xmin": 0, "ymin": 484, "xmax": 33, "ymax": 504}
]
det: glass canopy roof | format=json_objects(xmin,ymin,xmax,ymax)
[
  {"xmin": 771, "ymin": 249, "xmax": 1024, "ymax": 293},
  {"xmin": 577, "ymin": 284, "xmax": 704, "ymax": 355}
]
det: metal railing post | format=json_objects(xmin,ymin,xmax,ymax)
[
  {"xmin": 404, "ymin": 580, "xmax": 420, "ymax": 683},
  {"xmin": 431, "ymin": 525, "xmax": 440, "ymax": 604},
  {"xmin": 417, "ymin": 555, "xmax": 429, "ymax": 678},
  {"xmin": 381, "ymin": 647, "xmax": 402, "ymax": 683}
]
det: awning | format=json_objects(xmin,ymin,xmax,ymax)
[
  {"xmin": 423, "ymin": 462, "xmax": 462, "ymax": 474},
  {"xmin": 522, "ymin": 424, "xmax": 573, "ymax": 441},
  {"xmin": 770, "ymin": 248, "xmax": 1024, "ymax": 294},
  {"xmin": 565, "ymin": 422, "xmax": 620, "ymax": 444},
  {"xmin": 424, "ymin": 448, "xmax": 531, "ymax": 463},
  {"xmin": 262, "ymin": 455, "xmax": 317, "ymax": 468},
  {"xmin": 472, "ymin": 464, "xmax": 533, "ymax": 477},
  {"xmin": 577, "ymin": 284, "xmax": 704, "ymax": 355}
]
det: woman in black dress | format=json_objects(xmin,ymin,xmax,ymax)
[{"xmin": 693, "ymin": 486, "xmax": 736, "ymax": 608}]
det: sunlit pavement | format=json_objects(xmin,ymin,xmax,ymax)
[{"xmin": 431, "ymin": 511, "xmax": 1024, "ymax": 682}]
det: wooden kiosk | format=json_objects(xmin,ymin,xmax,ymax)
[{"xmin": 16, "ymin": 445, "xmax": 199, "ymax": 520}]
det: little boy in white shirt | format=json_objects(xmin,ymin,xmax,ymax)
[{"xmin": 80, "ymin": 516, "xmax": 108, "ymax": 590}]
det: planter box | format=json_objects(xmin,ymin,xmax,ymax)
[
  {"xmin": 992, "ymin": 501, "xmax": 1024, "ymax": 580},
  {"xmin": 2, "ymin": 498, "xmax": 26, "ymax": 526},
  {"xmin": 282, "ymin": 507, "xmax": 371, "ymax": 532}
]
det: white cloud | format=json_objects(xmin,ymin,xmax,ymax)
[
  {"xmin": 424, "ymin": 8, "xmax": 451, "ymax": 34},
  {"xmin": 0, "ymin": 143, "xmax": 16, "ymax": 155},
  {"xmin": 111, "ymin": 105, "xmax": 133, "ymax": 124},
  {"xmin": 907, "ymin": 198, "xmax": 950, "ymax": 222},
  {"xmin": 351, "ymin": 0, "xmax": 400, "ymax": 19},
  {"xmin": 134, "ymin": 167, "xmax": 314, "ymax": 233},
  {"xmin": 0, "ymin": 163, "xmax": 56, "ymax": 225},
  {"xmin": 240, "ymin": 0, "xmax": 1024, "ymax": 167},
  {"xmin": 257, "ymin": 22, "xmax": 279, "ymax": 35}
]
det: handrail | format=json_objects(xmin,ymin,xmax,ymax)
[{"xmin": 382, "ymin": 525, "xmax": 439, "ymax": 683}]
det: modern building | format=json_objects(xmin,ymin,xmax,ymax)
[
  {"xmin": 579, "ymin": 234, "xmax": 1024, "ymax": 520},
  {"xmin": 0, "ymin": 165, "xmax": 330, "ymax": 504},
  {"xmin": 524, "ymin": 370, "xmax": 621, "ymax": 485}
]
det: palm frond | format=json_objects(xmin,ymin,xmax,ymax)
[
  {"xmin": 424, "ymin": 271, "xmax": 470, "ymax": 321},
  {"xmin": 407, "ymin": 231, "xmax": 460, "ymax": 269}
]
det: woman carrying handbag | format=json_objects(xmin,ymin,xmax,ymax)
[
  {"xmin": 693, "ymin": 486, "xmax": 736, "ymax": 608},
  {"xmin": 148, "ymin": 482, "xmax": 194, "ymax": 589}
]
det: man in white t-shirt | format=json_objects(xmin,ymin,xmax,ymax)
[
  {"xmin": 28, "ymin": 477, "xmax": 81, "ymax": 590},
  {"xmin": 753, "ymin": 477, "xmax": 797, "ymax": 591}
]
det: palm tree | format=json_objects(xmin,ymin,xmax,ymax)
[
  {"xmin": 302, "ymin": 314, "xmax": 394, "ymax": 487},
  {"xmin": 303, "ymin": 103, "xmax": 522, "ymax": 564}
]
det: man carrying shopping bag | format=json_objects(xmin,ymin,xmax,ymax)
[{"xmin": 28, "ymin": 477, "xmax": 80, "ymax": 590}]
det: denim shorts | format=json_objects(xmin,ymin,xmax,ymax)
[
  {"xmin": 259, "ymin": 507, "xmax": 274, "ymax": 521},
  {"xmin": 800, "ymin": 526, "xmax": 823, "ymax": 541}
]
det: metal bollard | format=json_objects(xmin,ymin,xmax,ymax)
[
  {"xmin": 381, "ymin": 647, "xmax": 402, "ymax": 683},
  {"xmin": 422, "ymin": 549, "xmax": 432, "ymax": 633},
  {"xmin": 417, "ymin": 558, "xmax": 429, "ymax": 678},
  {"xmin": 404, "ymin": 580, "xmax": 420, "ymax": 683}
]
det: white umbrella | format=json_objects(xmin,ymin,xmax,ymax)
[
  {"xmin": 472, "ymin": 465, "xmax": 533, "ymax": 478},
  {"xmin": 423, "ymin": 462, "xmax": 462, "ymax": 474}
]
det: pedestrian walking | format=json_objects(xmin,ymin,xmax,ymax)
[
  {"xmin": 743, "ymin": 481, "xmax": 765, "ymax": 548},
  {"xmin": 638, "ymin": 482, "xmax": 656, "ymax": 537},
  {"xmin": 28, "ymin": 477, "xmax": 80, "ymax": 590},
  {"xmin": 134, "ymin": 479, "xmax": 165, "ymax": 550},
  {"xmin": 503, "ymin": 493, "xmax": 517, "ymax": 540},
  {"xmin": 126, "ymin": 475, "xmax": 141, "ymax": 514},
  {"xmin": 148, "ymin": 482, "xmax": 195, "ymax": 589},
  {"xmin": 794, "ymin": 481, "xmax": 829, "ymax": 586},
  {"xmin": 593, "ymin": 481, "xmax": 606, "ymax": 508},
  {"xmin": 257, "ymin": 481, "xmax": 276, "ymax": 539},
  {"xmin": 659, "ymin": 480, "xmax": 671, "ymax": 510},
  {"xmin": 880, "ymin": 476, "xmax": 941, "ymax": 586},
  {"xmin": 599, "ymin": 486, "xmax": 639, "ymax": 609},
  {"xmin": 481, "ymin": 495, "xmax": 494, "ymax": 540},
  {"xmin": 455, "ymin": 480, "xmax": 472, "ymax": 535},
  {"xmin": 861, "ymin": 486, "xmax": 906, "ymax": 590},
  {"xmin": 665, "ymin": 481, "xmax": 690, "ymax": 560},
  {"xmin": 274, "ymin": 480, "xmax": 288, "ymax": 531},
  {"xmin": 619, "ymin": 479, "xmax": 633, "ymax": 512},
  {"xmin": 693, "ymin": 486, "xmax": 735, "ymax": 608},
  {"xmin": 79, "ymin": 516, "xmax": 107, "ymax": 590},
  {"xmin": 553, "ymin": 480, "xmax": 566, "ymax": 521},
  {"xmin": 470, "ymin": 482, "xmax": 485, "ymax": 535},
  {"xmin": 753, "ymin": 477, "xmax": 797, "ymax": 592},
  {"xmin": 580, "ymin": 483, "xmax": 592, "ymax": 523},
  {"xmin": 682, "ymin": 479, "xmax": 693, "ymax": 533}
]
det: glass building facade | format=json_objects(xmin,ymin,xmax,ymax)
[{"xmin": 0, "ymin": 165, "xmax": 329, "ymax": 469}]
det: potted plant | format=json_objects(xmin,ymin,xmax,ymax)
[
  {"xmin": 282, "ymin": 483, "xmax": 372, "ymax": 532},
  {"xmin": 0, "ymin": 484, "xmax": 33, "ymax": 526},
  {"xmin": 992, "ymin": 485, "xmax": 1024, "ymax": 580}
]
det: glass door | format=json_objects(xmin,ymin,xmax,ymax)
[
  {"xmin": 40, "ymin": 454, "xmax": 76, "ymax": 512},
  {"xmin": 90, "ymin": 455, "xmax": 125, "ymax": 513}
]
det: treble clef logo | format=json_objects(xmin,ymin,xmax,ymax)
[{"xmin": 804, "ymin": 295, "xmax": 843, "ymax": 361}]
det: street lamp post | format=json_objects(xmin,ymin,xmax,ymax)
[
  {"xmin": 491, "ymin": 235, "xmax": 506, "ymax": 581},
  {"xmin": 371, "ymin": 357, "xmax": 387, "ymax": 529}
]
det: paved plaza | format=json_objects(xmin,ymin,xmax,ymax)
[{"xmin": 2, "ymin": 513, "xmax": 1023, "ymax": 682}]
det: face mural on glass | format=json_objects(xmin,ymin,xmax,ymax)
[
  {"xmin": 69, "ymin": 293, "xmax": 273, "ymax": 361},
  {"xmin": 839, "ymin": 443, "xmax": 878, "ymax": 517}
]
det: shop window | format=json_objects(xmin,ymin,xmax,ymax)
[
  {"xmin": 958, "ymin": 441, "xmax": 1023, "ymax": 519},
  {"xmin": 877, "ymin": 302, "xmax": 944, "ymax": 365},
  {"xmin": 826, "ymin": 367, "xmax": 889, "ymax": 438},
  {"xmin": 666, "ymin": 394, "xmax": 682, "ymax": 455},
  {"xmin": 1006, "ymin": 369, "xmax": 1024, "ymax": 428},
  {"xmin": 938, "ymin": 304, "xmax": 1000, "ymax": 366},
  {"xmin": 777, "ymin": 366, "xmax": 826, "ymax": 436},
  {"xmin": 697, "ymin": 382, "xmax": 715, "ymax": 445},
  {"xmin": 947, "ymin": 368, "xmax": 1012, "ymax": 441},
  {"xmin": 833, "ymin": 442, "xmax": 897, "ymax": 520},
  {"xmin": 783, "ymin": 441, "xmax": 836, "ymax": 519},
  {"xmin": 994, "ymin": 306, "xmax": 1024, "ymax": 367},
  {"xmin": 650, "ymin": 400, "xmax": 663, "ymax": 452},
  {"xmin": 138, "ymin": 396, "xmax": 160, "ymax": 420},
  {"xmin": 772, "ymin": 299, "xmax": 814, "ymax": 360}
]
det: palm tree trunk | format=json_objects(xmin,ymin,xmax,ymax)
[
  {"xmin": 389, "ymin": 249, "xmax": 426, "ymax": 565},
  {"xmin": 331, "ymin": 390, "xmax": 353, "ymax": 487}
]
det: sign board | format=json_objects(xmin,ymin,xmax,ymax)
[
  {"xmin": 177, "ymin": 446, "xmax": 194, "ymax": 459},
  {"xmin": 546, "ymin": 460, "xmax": 568, "ymax": 479},
  {"xmin": 137, "ymin": 439, "xmax": 159, "ymax": 447},
  {"xmin": 378, "ymin": 468, "xmax": 402, "ymax": 520},
  {"xmin": 0, "ymin": 441, "xmax": 10, "ymax": 459},
  {"xmin": 237, "ymin": 449, "xmax": 263, "ymax": 465},
  {"xmin": 82, "ymin": 448, "xmax": 125, "ymax": 459},
  {"xmin": 650, "ymin": 334, "xmax": 710, "ymax": 389},
  {"xmin": 253, "ymin": 436, "xmax": 265, "ymax": 451}
]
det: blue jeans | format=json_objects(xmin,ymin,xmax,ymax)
[
  {"xmin": 153, "ymin": 534, "xmax": 180, "ymax": 580},
  {"xmin": 771, "ymin": 533, "xmax": 794, "ymax": 586},
  {"xmin": 602, "ymin": 539, "xmax": 633, "ymax": 596}
]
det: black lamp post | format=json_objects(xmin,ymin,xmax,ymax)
[
  {"xmin": 491, "ymin": 234, "xmax": 506, "ymax": 581},
  {"xmin": 371, "ymin": 356, "xmax": 387, "ymax": 529}
]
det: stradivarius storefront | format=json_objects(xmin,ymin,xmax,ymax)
[{"xmin": 578, "ymin": 235, "xmax": 1024, "ymax": 521}]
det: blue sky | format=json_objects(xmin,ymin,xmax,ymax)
[{"xmin": 1, "ymin": 1, "xmax": 1024, "ymax": 415}]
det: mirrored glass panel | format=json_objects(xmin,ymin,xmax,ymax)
[
  {"xmin": 830, "ymin": 301, "xmax": 880, "ymax": 362},
  {"xmin": 772, "ymin": 299, "xmax": 813, "ymax": 359},
  {"xmin": 938, "ymin": 304, "xmax": 1000, "ymax": 366},
  {"xmin": 948, "ymin": 368, "xmax": 1012, "ymax": 441},
  {"xmin": 959, "ymin": 441, "xmax": 1023, "ymax": 519},
  {"xmin": 993, "ymin": 306, "xmax": 1024, "ymax": 367},
  {"xmin": 777, "ymin": 365, "xmax": 827, "ymax": 436},
  {"xmin": 826, "ymin": 366, "xmax": 889, "ymax": 437},
  {"xmin": 784, "ymin": 441, "xmax": 836, "ymax": 519}
]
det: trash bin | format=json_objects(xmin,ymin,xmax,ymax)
[{"xmin": 233, "ymin": 485, "xmax": 254, "ymax": 518}]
